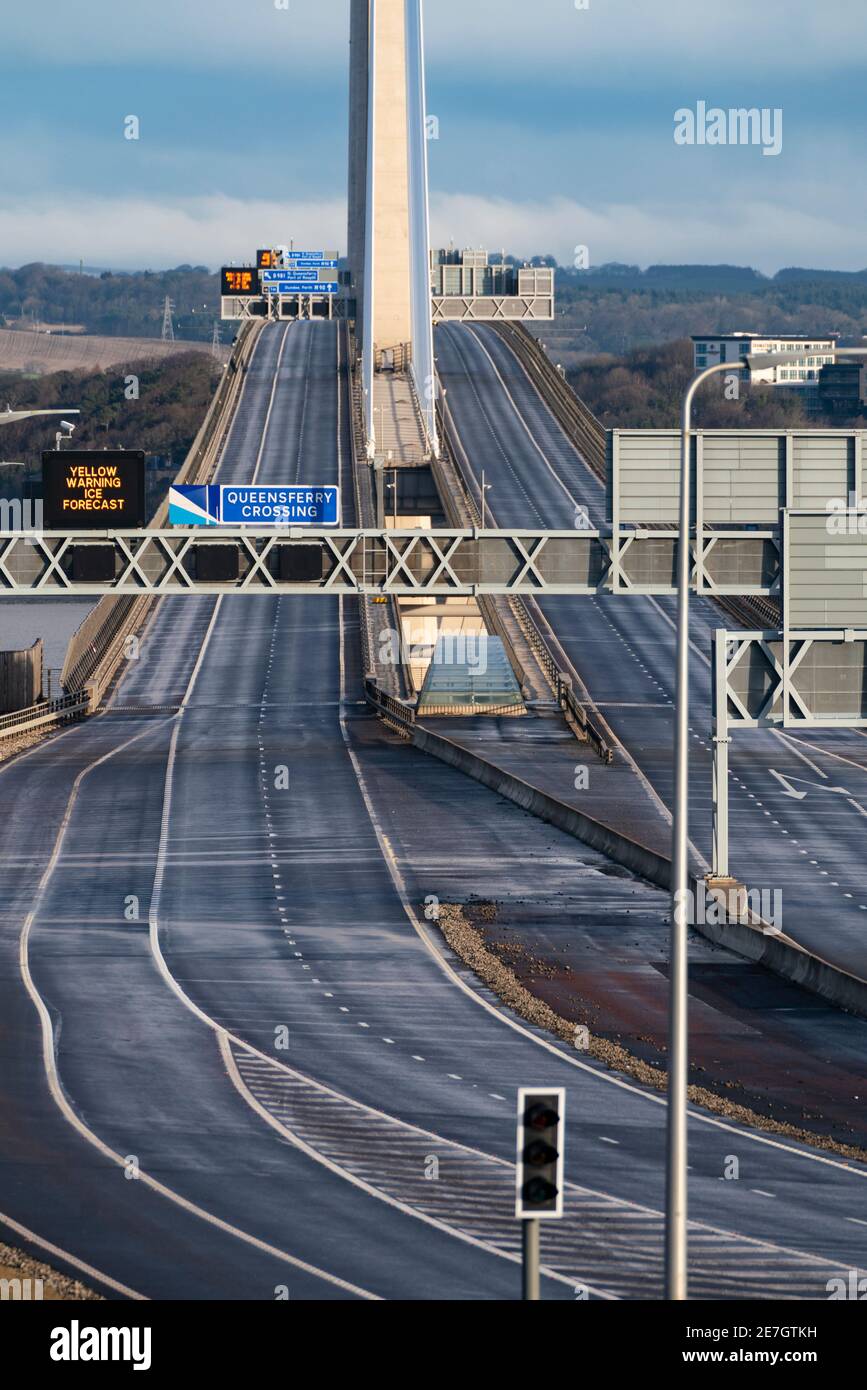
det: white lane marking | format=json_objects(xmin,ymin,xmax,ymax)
[
  {"xmin": 0, "ymin": 1207, "xmax": 147, "ymax": 1301},
  {"xmin": 250, "ymin": 322, "xmax": 293, "ymax": 486},
  {"xmin": 773, "ymin": 732, "xmax": 830, "ymax": 779},
  {"xmin": 464, "ymin": 325, "xmax": 581, "ymax": 516},
  {"xmin": 19, "ymin": 711, "xmax": 372, "ymax": 1298},
  {"xmin": 16, "ymin": 366, "xmax": 378, "ymax": 1304},
  {"xmin": 442, "ymin": 334, "xmax": 678, "ymax": 843},
  {"xmin": 143, "ymin": 595, "xmax": 613, "ymax": 1297},
  {"xmin": 770, "ymin": 768, "xmax": 867, "ymax": 822},
  {"xmin": 777, "ymin": 731, "xmax": 867, "ymax": 779},
  {"xmin": 335, "ymin": 601, "xmax": 867, "ymax": 1194}
]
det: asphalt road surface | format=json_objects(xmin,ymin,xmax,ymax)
[
  {"xmin": 436, "ymin": 322, "xmax": 867, "ymax": 981},
  {"xmin": 1, "ymin": 322, "xmax": 866, "ymax": 1300}
]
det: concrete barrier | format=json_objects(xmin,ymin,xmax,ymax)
[
  {"xmin": 411, "ymin": 721, "xmax": 671, "ymax": 888},
  {"xmin": 409, "ymin": 718, "xmax": 867, "ymax": 1020}
]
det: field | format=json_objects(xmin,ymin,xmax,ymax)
[{"xmin": 0, "ymin": 327, "xmax": 216, "ymax": 375}]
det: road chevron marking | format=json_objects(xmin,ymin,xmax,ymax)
[{"xmin": 220, "ymin": 1034, "xmax": 609, "ymax": 1298}]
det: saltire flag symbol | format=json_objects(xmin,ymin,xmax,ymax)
[{"xmin": 168, "ymin": 485, "xmax": 220, "ymax": 527}]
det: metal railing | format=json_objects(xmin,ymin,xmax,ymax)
[
  {"xmin": 490, "ymin": 322, "xmax": 607, "ymax": 481},
  {"xmin": 430, "ymin": 398, "xmax": 529, "ymax": 691},
  {"xmin": 0, "ymin": 689, "xmax": 90, "ymax": 740},
  {"xmin": 363, "ymin": 676, "xmax": 415, "ymax": 737},
  {"xmin": 435, "ymin": 392, "xmax": 612, "ymax": 763}
]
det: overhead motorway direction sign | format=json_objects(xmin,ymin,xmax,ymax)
[
  {"xmin": 42, "ymin": 451, "xmax": 145, "ymax": 529},
  {"xmin": 169, "ymin": 485, "xmax": 341, "ymax": 527},
  {"xmin": 264, "ymin": 281, "xmax": 339, "ymax": 296},
  {"xmin": 266, "ymin": 270, "xmax": 320, "ymax": 283},
  {"xmin": 287, "ymin": 251, "xmax": 338, "ymax": 263},
  {"xmin": 261, "ymin": 269, "xmax": 339, "ymax": 294}
]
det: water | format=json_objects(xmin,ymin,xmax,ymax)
[{"xmin": 0, "ymin": 598, "xmax": 96, "ymax": 672}]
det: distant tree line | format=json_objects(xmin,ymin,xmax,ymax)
[
  {"xmin": 0, "ymin": 264, "xmax": 221, "ymax": 342},
  {"xmin": 0, "ymin": 353, "xmax": 220, "ymax": 483},
  {"xmin": 5, "ymin": 259, "xmax": 867, "ymax": 356},
  {"xmin": 566, "ymin": 339, "xmax": 861, "ymax": 430},
  {"xmin": 550, "ymin": 264, "xmax": 867, "ymax": 358}
]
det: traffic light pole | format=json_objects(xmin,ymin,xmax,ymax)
[{"xmin": 522, "ymin": 1219, "xmax": 540, "ymax": 1301}]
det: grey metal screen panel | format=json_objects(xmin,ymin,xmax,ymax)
[
  {"xmin": 702, "ymin": 436, "xmax": 782, "ymax": 524},
  {"xmin": 792, "ymin": 434, "xmax": 853, "ymax": 510},
  {"xmin": 785, "ymin": 511, "xmax": 867, "ymax": 628},
  {"xmin": 620, "ymin": 536, "xmax": 677, "ymax": 588},
  {"xmin": 615, "ymin": 432, "xmax": 681, "ymax": 523},
  {"xmin": 789, "ymin": 638, "xmax": 867, "ymax": 719},
  {"xmin": 612, "ymin": 429, "xmax": 865, "ymax": 527},
  {"xmin": 702, "ymin": 536, "xmax": 779, "ymax": 589}
]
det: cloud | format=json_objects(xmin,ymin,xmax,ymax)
[
  {"xmin": 0, "ymin": 195, "xmax": 346, "ymax": 271},
  {"xmin": 429, "ymin": 193, "xmax": 867, "ymax": 276},
  {"xmin": 1, "ymin": 189, "xmax": 864, "ymax": 276}
]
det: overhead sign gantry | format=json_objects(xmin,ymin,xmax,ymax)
[{"xmin": 221, "ymin": 250, "xmax": 341, "ymax": 322}]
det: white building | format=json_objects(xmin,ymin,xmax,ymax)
[{"xmin": 691, "ymin": 333, "xmax": 837, "ymax": 386}]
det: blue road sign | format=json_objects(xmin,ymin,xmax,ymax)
[
  {"xmin": 286, "ymin": 259, "xmax": 338, "ymax": 269},
  {"xmin": 169, "ymin": 485, "xmax": 340, "ymax": 527},
  {"xmin": 264, "ymin": 280, "xmax": 339, "ymax": 294},
  {"xmin": 268, "ymin": 269, "xmax": 320, "ymax": 281}
]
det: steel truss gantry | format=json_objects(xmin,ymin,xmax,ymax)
[
  {"xmin": 0, "ymin": 525, "xmax": 787, "ymax": 598},
  {"xmin": 711, "ymin": 626, "xmax": 867, "ymax": 876}
]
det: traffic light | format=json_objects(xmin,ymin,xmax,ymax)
[{"xmin": 516, "ymin": 1088, "xmax": 565, "ymax": 1219}]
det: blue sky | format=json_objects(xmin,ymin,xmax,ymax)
[{"xmin": 1, "ymin": 0, "xmax": 865, "ymax": 272}]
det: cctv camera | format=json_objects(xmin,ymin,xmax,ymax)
[{"xmin": 60, "ymin": 420, "xmax": 76, "ymax": 433}]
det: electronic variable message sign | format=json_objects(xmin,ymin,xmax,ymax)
[
  {"xmin": 221, "ymin": 267, "xmax": 260, "ymax": 296},
  {"xmin": 42, "ymin": 451, "xmax": 146, "ymax": 529}
]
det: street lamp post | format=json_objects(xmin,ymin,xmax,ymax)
[
  {"xmin": 480, "ymin": 469, "xmax": 492, "ymax": 529},
  {"xmin": 667, "ymin": 357, "xmax": 733, "ymax": 1302},
  {"xmin": 667, "ymin": 342, "xmax": 867, "ymax": 1300},
  {"xmin": 0, "ymin": 407, "xmax": 79, "ymax": 428}
]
